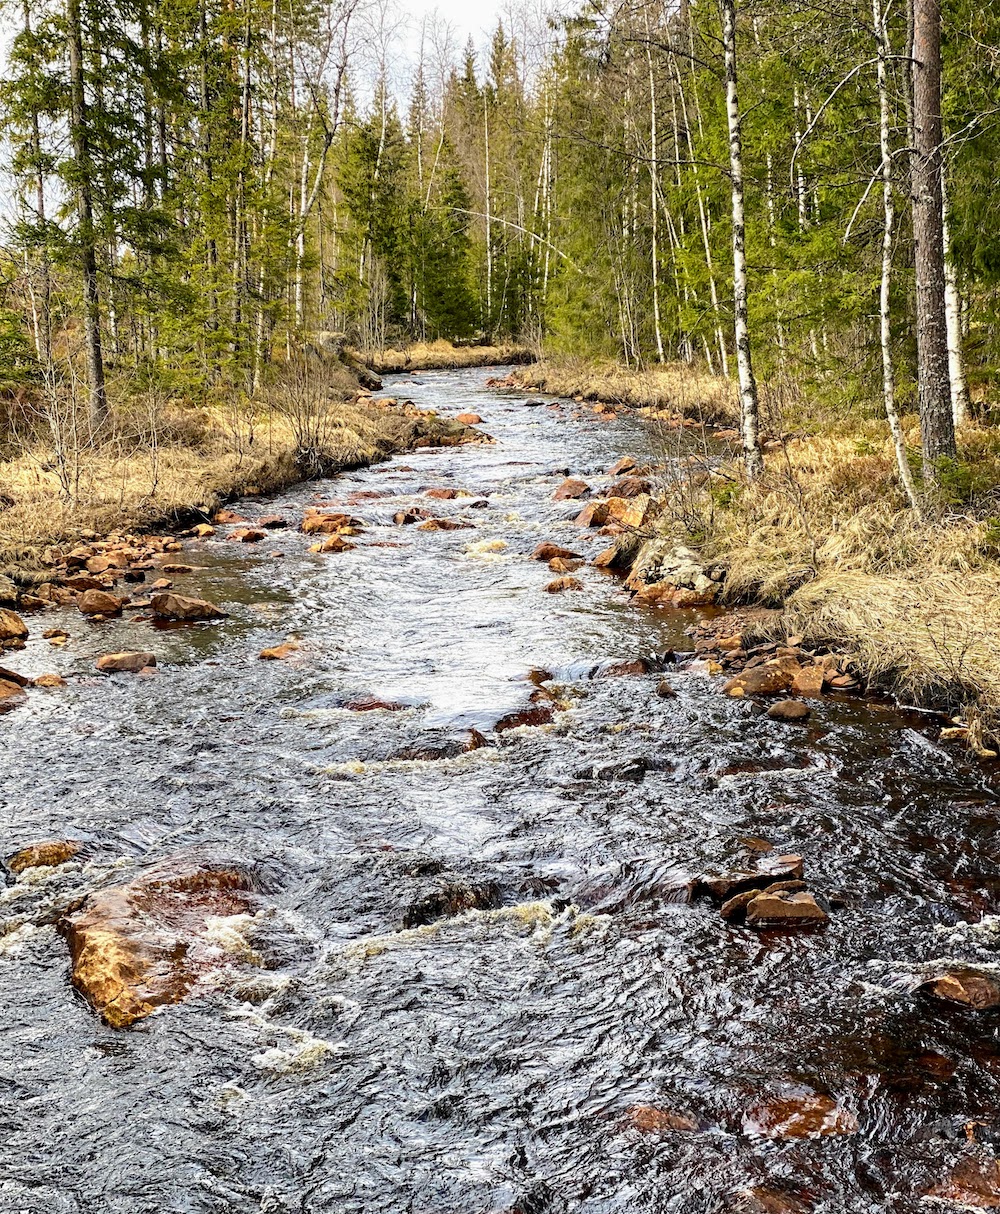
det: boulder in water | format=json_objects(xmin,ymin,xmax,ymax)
[
  {"xmin": 77, "ymin": 590, "xmax": 126, "ymax": 617},
  {"xmin": 925, "ymin": 1153, "xmax": 1000, "ymax": 1208},
  {"xmin": 150, "ymin": 592, "xmax": 226, "ymax": 621},
  {"xmin": 6, "ymin": 839, "xmax": 82, "ymax": 874},
  {"xmin": 60, "ymin": 855, "xmax": 258, "ymax": 1028},
  {"xmin": 767, "ymin": 699, "xmax": 811, "ymax": 721},
  {"xmin": 96, "ymin": 652, "xmax": 157, "ymax": 674},
  {"xmin": 742, "ymin": 1091, "xmax": 857, "ymax": 1140},
  {"xmin": 553, "ymin": 477, "xmax": 590, "ymax": 501},
  {"xmin": 402, "ymin": 880, "xmax": 501, "ymax": 928},
  {"xmin": 531, "ymin": 542, "xmax": 582, "ymax": 561},
  {"xmin": 916, "ymin": 967, "xmax": 1000, "ymax": 1009},
  {"xmin": 544, "ymin": 576, "xmax": 583, "ymax": 593}
]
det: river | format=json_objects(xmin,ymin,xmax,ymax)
[{"xmin": 2, "ymin": 366, "xmax": 1000, "ymax": 1213}]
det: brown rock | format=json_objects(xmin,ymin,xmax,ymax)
[
  {"xmin": 301, "ymin": 511, "xmax": 361, "ymax": 535},
  {"xmin": 0, "ymin": 665, "xmax": 31, "ymax": 687},
  {"xmin": 7, "ymin": 839, "xmax": 82, "ymax": 874},
  {"xmin": 316, "ymin": 535, "xmax": 357, "ymax": 553},
  {"xmin": 545, "ymin": 576, "xmax": 583, "ymax": 593},
  {"xmin": 548, "ymin": 557, "xmax": 584, "ymax": 573},
  {"xmin": 417, "ymin": 517, "xmax": 474, "ymax": 531},
  {"xmin": 256, "ymin": 515, "xmax": 288, "ymax": 529},
  {"xmin": 455, "ymin": 412, "xmax": 482, "ymax": 425},
  {"xmin": 917, "ymin": 968, "xmax": 1000, "ymax": 1010},
  {"xmin": 494, "ymin": 704, "xmax": 556, "ymax": 731},
  {"xmin": 160, "ymin": 563, "xmax": 194, "ymax": 574},
  {"xmin": 625, "ymin": 1105, "xmax": 700, "ymax": 1134},
  {"xmin": 699, "ymin": 855, "xmax": 804, "ymax": 901},
  {"xmin": 598, "ymin": 659, "xmax": 651, "ymax": 678},
  {"xmin": 34, "ymin": 673, "xmax": 67, "ymax": 688},
  {"xmin": 149, "ymin": 578, "xmax": 173, "ymax": 591},
  {"xmin": 553, "ymin": 477, "xmax": 590, "ymax": 501},
  {"xmin": 258, "ymin": 642, "xmax": 300, "ymax": 661},
  {"xmin": 150, "ymin": 592, "xmax": 226, "ymax": 621},
  {"xmin": 341, "ymin": 696, "xmax": 409, "ymax": 712},
  {"xmin": 791, "ymin": 665, "xmax": 825, "ymax": 697},
  {"xmin": 78, "ymin": 590, "xmax": 126, "ymax": 617},
  {"xmin": 531, "ymin": 542, "xmax": 583, "ymax": 561},
  {"xmin": 734, "ymin": 1186, "xmax": 813, "ymax": 1214},
  {"xmin": 655, "ymin": 678, "xmax": 676, "ymax": 698},
  {"xmin": 926, "ymin": 1153, "xmax": 1000, "ymax": 1208},
  {"xmin": 231, "ymin": 529, "xmax": 266, "ymax": 543},
  {"xmin": 723, "ymin": 663, "xmax": 794, "ymax": 698},
  {"xmin": 593, "ymin": 545, "xmax": 627, "ymax": 570},
  {"xmin": 61, "ymin": 575, "xmax": 104, "ymax": 592},
  {"xmin": 213, "ymin": 509, "xmax": 247, "ymax": 524},
  {"xmin": 607, "ymin": 456, "xmax": 637, "ymax": 475},
  {"xmin": 608, "ymin": 476, "xmax": 653, "ymax": 498},
  {"xmin": 767, "ymin": 699, "xmax": 811, "ymax": 721},
  {"xmin": 192, "ymin": 523, "xmax": 215, "ymax": 538},
  {"xmin": 742, "ymin": 1092, "xmax": 857, "ymax": 1140},
  {"xmin": 60, "ymin": 856, "xmax": 256, "ymax": 1027},
  {"xmin": 0, "ymin": 678, "xmax": 28, "ymax": 707},
  {"xmin": 424, "ymin": 487, "xmax": 462, "ymax": 500},
  {"xmin": 575, "ymin": 501, "xmax": 611, "ymax": 527},
  {"xmin": 606, "ymin": 493, "xmax": 659, "ymax": 528},
  {"xmin": 96, "ymin": 652, "xmax": 157, "ymax": 674},
  {"xmin": 0, "ymin": 608, "xmax": 29, "ymax": 642},
  {"xmin": 745, "ymin": 891, "xmax": 828, "ymax": 928}
]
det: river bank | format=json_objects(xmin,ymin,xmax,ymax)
[
  {"xmin": 500, "ymin": 356, "xmax": 1000, "ymax": 753},
  {"xmin": 358, "ymin": 339, "xmax": 534, "ymax": 375},
  {"xmin": 0, "ymin": 366, "xmax": 495, "ymax": 579}
]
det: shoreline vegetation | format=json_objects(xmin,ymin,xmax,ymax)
[
  {"xmin": 504, "ymin": 355, "xmax": 1000, "ymax": 755},
  {"xmin": 0, "ymin": 345, "xmax": 510, "ymax": 571}
]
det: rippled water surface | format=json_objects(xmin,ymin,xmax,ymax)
[{"xmin": 3, "ymin": 367, "xmax": 1000, "ymax": 1213}]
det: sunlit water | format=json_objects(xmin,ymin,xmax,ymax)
[{"xmin": 2, "ymin": 367, "xmax": 1000, "ymax": 1213}]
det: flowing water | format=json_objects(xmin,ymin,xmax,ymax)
[{"xmin": 3, "ymin": 367, "xmax": 1000, "ymax": 1213}]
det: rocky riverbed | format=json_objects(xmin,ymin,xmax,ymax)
[{"xmin": 3, "ymin": 367, "xmax": 1000, "ymax": 1213}]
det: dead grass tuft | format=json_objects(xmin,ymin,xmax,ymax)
[
  {"xmin": 510, "ymin": 356, "xmax": 737, "ymax": 424},
  {"xmin": 357, "ymin": 340, "xmax": 533, "ymax": 374}
]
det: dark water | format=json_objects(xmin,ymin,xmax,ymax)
[{"xmin": 2, "ymin": 367, "xmax": 1000, "ymax": 1213}]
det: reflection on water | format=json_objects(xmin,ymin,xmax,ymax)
[{"xmin": 2, "ymin": 368, "xmax": 1000, "ymax": 1212}]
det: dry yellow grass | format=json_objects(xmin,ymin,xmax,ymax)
[
  {"xmin": 0, "ymin": 398, "xmax": 403, "ymax": 568},
  {"xmin": 648, "ymin": 417, "xmax": 1000, "ymax": 741},
  {"xmin": 510, "ymin": 356, "xmax": 737, "ymax": 424},
  {"xmin": 358, "ymin": 340, "xmax": 533, "ymax": 374}
]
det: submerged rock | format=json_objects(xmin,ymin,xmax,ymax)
[
  {"xmin": 625, "ymin": 1105, "xmax": 700, "ymax": 1134},
  {"xmin": 96, "ymin": 651, "xmax": 157, "ymax": 674},
  {"xmin": 917, "ymin": 967, "xmax": 1000, "ymax": 1010},
  {"xmin": 6, "ymin": 839, "xmax": 82, "ymax": 874},
  {"xmin": 402, "ymin": 880, "xmax": 501, "ymax": 928},
  {"xmin": 925, "ymin": 1152, "xmax": 1000, "ymax": 1208},
  {"xmin": 258, "ymin": 642, "xmax": 300, "ymax": 661},
  {"xmin": 742, "ymin": 1092, "xmax": 857, "ymax": 1140},
  {"xmin": 60, "ymin": 855, "xmax": 258, "ymax": 1028},
  {"xmin": 531, "ymin": 542, "xmax": 582, "ymax": 561},
  {"xmin": 767, "ymin": 699, "xmax": 811, "ymax": 721},
  {"xmin": 544, "ymin": 576, "xmax": 583, "ymax": 593}
]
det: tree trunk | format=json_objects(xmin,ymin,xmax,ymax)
[
  {"xmin": 721, "ymin": 0, "xmax": 762, "ymax": 479},
  {"xmin": 940, "ymin": 167, "xmax": 970, "ymax": 426},
  {"xmin": 910, "ymin": 0, "xmax": 956, "ymax": 471},
  {"xmin": 67, "ymin": 0, "xmax": 108, "ymax": 427},
  {"xmin": 874, "ymin": 0, "xmax": 921, "ymax": 514}
]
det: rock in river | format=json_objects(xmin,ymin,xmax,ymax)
[
  {"xmin": 925, "ymin": 1152, "xmax": 1000, "ymax": 1208},
  {"xmin": 767, "ymin": 699, "xmax": 811, "ymax": 721},
  {"xmin": 0, "ymin": 608, "xmax": 28, "ymax": 643},
  {"xmin": 60, "ymin": 855, "xmax": 258, "ymax": 1027},
  {"xmin": 96, "ymin": 651, "xmax": 157, "ymax": 674},
  {"xmin": 916, "ymin": 966, "xmax": 1000, "ymax": 1010},
  {"xmin": 531, "ymin": 541, "xmax": 583, "ymax": 561},
  {"xmin": 150, "ymin": 592, "xmax": 227, "ymax": 621},
  {"xmin": 742, "ymin": 1091, "xmax": 857, "ymax": 1140},
  {"xmin": 6, "ymin": 839, "xmax": 82, "ymax": 874},
  {"xmin": 77, "ymin": 590, "xmax": 126, "ymax": 617},
  {"xmin": 745, "ymin": 890, "xmax": 828, "ymax": 927}
]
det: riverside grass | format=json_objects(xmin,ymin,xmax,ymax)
[
  {"xmin": 0, "ymin": 397, "xmax": 404, "ymax": 567},
  {"xmin": 360, "ymin": 340, "xmax": 533, "ymax": 375},
  {"xmin": 509, "ymin": 355, "xmax": 738, "ymax": 425},
  {"xmin": 525, "ymin": 350, "xmax": 1000, "ymax": 745}
]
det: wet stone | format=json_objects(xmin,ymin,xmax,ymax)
[
  {"xmin": 402, "ymin": 880, "xmax": 502, "ymax": 928},
  {"xmin": 926, "ymin": 1152, "xmax": 1000, "ymax": 1207},
  {"xmin": 742, "ymin": 1091, "xmax": 858, "ymax": 1139},
  {"xmin": 624, "ymin": 1105, "xmax": 700, "ymax": 1134},
  {"xmin": 917, "ymin": 967, "xmax": 1000, "ymax": 1010},
  {"xmin": 6, "ymin": 839, "xmax": 82, "ymax": 875}
]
